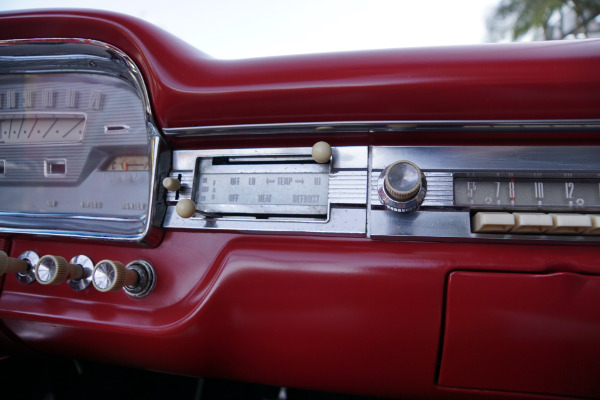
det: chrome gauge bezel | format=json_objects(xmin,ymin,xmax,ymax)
[{"xmin": 0, "ymin": 39, "xmax": 168, "ymax": 244}]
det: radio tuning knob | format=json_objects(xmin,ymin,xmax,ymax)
[
  {"xmin": 35, "ymin": 255, "xmax": 84, "ymax": 285},
  {"xmin": 378, "ymin": 161, "xmax": 427, "ymax": 213},
  {"xmin": 92, "ymin": 259, "xmax": 156, "ymax": 297},
  {"xmin": 0, "ymin": 251, "xmax": 29, "ymax": 276}
]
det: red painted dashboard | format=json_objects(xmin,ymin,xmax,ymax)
[{"xmin": 1, "ymin": 9, "xmax": 600, "ymax": 400}]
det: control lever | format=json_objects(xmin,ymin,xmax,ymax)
[
  {"xmin": 312, "ymin": 141, "xmax": 332, "ymax": 163},
  {"xmin": 92, "ymin": 259, "xmax": 156, "ymax": 298}
]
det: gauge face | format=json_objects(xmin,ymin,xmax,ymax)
[
  {"xmin": 0, "ymin": 66, "xmax": 156, "ymax": 239},
  {"xmin": 0, "ymin": 113, "xmax": 86, "ymax": 144}
]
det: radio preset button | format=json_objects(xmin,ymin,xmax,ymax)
[
  {"xmin": 511, "ymin": 213, "xmax": 553, "ymax": 233},
  {"xmin": 472, "ymin": 212, "xmax": 515, "ymax": 233},
  {"xmin": 587, "ymin": 215, "xmax": 600, "ymax": 235},
  {"xmin": 548, "ymin": 214, "xmax": 592, "ymax": 234}
]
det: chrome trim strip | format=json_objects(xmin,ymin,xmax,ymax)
[{"xmin": 163, "ymin": 120, "xmax": 600, "ymax": 137}]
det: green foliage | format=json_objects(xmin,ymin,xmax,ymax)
[{"xmin": 488, "ymin": 0, "xmax": 600, "ymax": 41}]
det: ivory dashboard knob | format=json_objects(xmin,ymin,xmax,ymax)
[
  {"xmin": 0, "ymin": 251, "xmax": 29, "ymax": 275},
  {"xmin": 163, "ymin": 177, "xmax": 181, "ymax": 191},
  {"xmin": 35, "ymin": 255, "xmax": 84, "ymax": 285},
  {"xmin": 92, "ymin": 260, "xmax": 138, "ymax": 292},
  {"xmin": 176, "ymin": 199, "xmax": 196, "ymax": 218},
  {"xmin": 312, "ymin": 141, "xmax": 332, "ymax": 163}
]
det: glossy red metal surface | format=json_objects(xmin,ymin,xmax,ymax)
[
  {"xmin": 1, "ymin": 10, "xmax": 600, "ymax": 130},
  {"xmin": 439, "ymin": 272, "xmax": 600, "ymax": 398},
  {"xmin": 1, "ymin": 233, "xmax": 599, "ymax": 399},
  {"xmin": 0, "ymin": 9, "xmax": 599, "ymax": 400}
]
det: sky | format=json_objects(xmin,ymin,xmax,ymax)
[{"xmin": 1, "ymin": 0, "xmax": 501, "ymax": 59}]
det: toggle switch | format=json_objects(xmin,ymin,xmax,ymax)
[{"xmin": 92, "ymin": 259, "xmax": 156, "ymax": 297}]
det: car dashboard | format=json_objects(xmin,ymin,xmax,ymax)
[{"xmin": 0, "ymin": 9, "xmax": 599, "ymax": 400}]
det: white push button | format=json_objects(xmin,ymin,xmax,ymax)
[
  {"xmin": 586, "ymin": 215, "xmax": 600, "ymax": 235},
  {"xmin": 472, "ymin": 212, "xmax": 515, "ymax": 233},
  {"xmin": 548, "ymin": 214, "xmax": 592, "ymax": 234},
  {"xmin": 511, "ymin": 213, "xmax": 553, "ymax": 233}
]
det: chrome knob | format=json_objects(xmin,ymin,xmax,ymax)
[
  {"xmin": 35, "ymin": 255, "xmax": 84, "ymax": 285},
  {"xmin": 92, "ymin": 259, "xmax": 156, "ymax": 297},
  {"xmin": 378, "ymin": 161, "xmax": 427, "ymax": 213},
  {"xmin": 92, "ymin": 260, "xmax": 137, "ymax": 292}
]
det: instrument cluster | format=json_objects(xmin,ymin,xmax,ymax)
[{"xmin": 0, "ymin": 40, "xmax": 166, "ymax": 242}]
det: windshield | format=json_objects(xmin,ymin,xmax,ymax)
[{"xmin": 2, "ymin": 0, "xmax": 599, "ymax": 58}]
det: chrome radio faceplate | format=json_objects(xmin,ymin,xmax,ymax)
[{"xmin": 369, "ymin": 146, "xmax": 600, "ymax": 242}]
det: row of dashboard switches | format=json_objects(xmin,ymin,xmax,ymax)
[
  {"xmin": 0, "ymin": 251, "xmax": 156, "ymax": 297},
  {"xmin": 473, "ymin": 212, "xmax": 600, "ymax": 235}
]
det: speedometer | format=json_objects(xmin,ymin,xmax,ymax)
[
  {"xmin": 0, "ymin": 113, "xmax": 86, "ymax": 144},
  {"xmin": 0, "ymin": 40, "xmax": 167, "ymax": 243}
]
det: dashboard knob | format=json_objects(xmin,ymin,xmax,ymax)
[
  {"xmin": 385, "ymin": 161, "xmax": 422, "ymax": 201},
  {"xmin": 0, "ymin": 251, "xmax": 29, "ymax": 275},
  {"xmin": 312, "ymin": 141, "xmax": 332, "ymax": 163},
  {"xmin": 378, "ymin": 161, "xmax": 427, "ymax": 213},
  {"xmin": 92, "ymin": 259, "xmax": 156, "ymax": 297},
  {"xmin": 92, "ymin": 260, "xmax": 138, "ymax": 292},
  {"xmin": 35, "ymin": 255, "xmax": 84, "ymax": 285},
  {"xmin": 163, "ymin": 177, "xmax": 181, "ymax": 191},
  {"xmin": 176, "ymin": 199, "xmax": 196, "ymax": 218}
]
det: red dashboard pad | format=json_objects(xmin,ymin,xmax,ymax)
[{"xmin": 438, "ymin": 271, "xmax": 600, "ymax": 398}]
